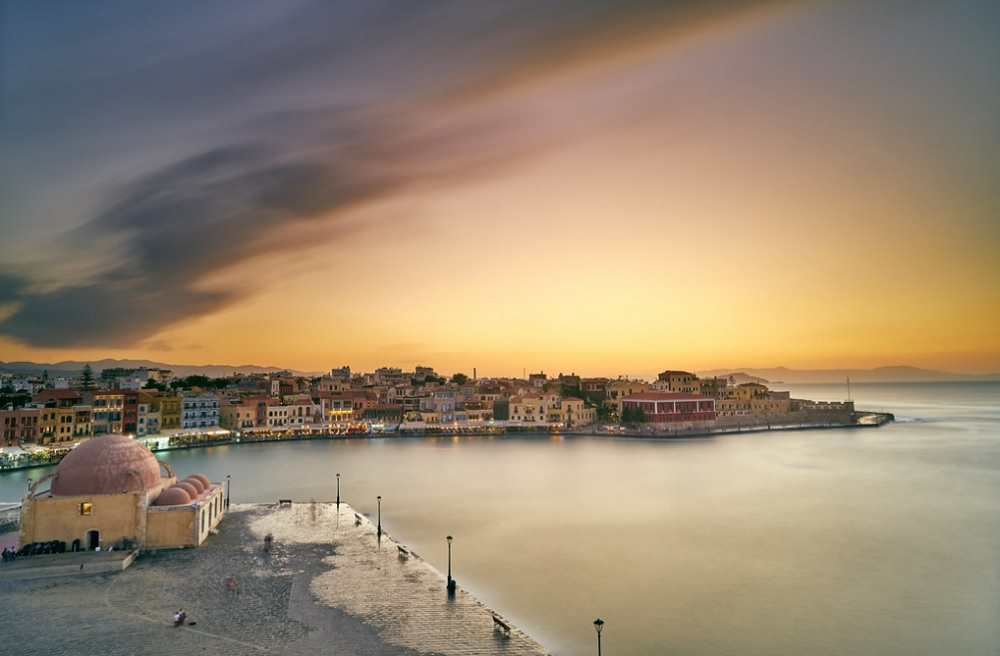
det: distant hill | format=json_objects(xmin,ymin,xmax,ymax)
[
  {"xmin": 697, "ymin": 366, "xmax": 1000, "ymax": 384},
  {"xmin": 0, "ymin": 358, "xmax": 323, "ymax": 379}
]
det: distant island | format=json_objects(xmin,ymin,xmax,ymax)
[{"xmin": 697, "ymin": 366, "xmax": 1000, "ymax": 384}]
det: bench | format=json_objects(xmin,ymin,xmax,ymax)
[
  {"xmin": 492, "ymin": 614, "xmax": 511, "ymax": 638},
  {"xmin": 397, "ymin": 545, "xmax": 410, "ymax": 558},
  {"xmin": 354, "ymin": 513, "xmax": 363, "ymax": 526},
  {"xmin": 278, "ymin": 499, "xmax": 292, "ymax": 507}
]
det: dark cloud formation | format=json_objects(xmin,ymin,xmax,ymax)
[{"xmin": 0, "ymin": 0, "xmax": 791, "ymax": 348}]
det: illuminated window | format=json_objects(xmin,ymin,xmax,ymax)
[{"xmin": 80, "ymin": 502, "xmax": 93, "ymax": 516}]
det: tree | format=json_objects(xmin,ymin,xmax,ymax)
[
  {"xmin": 621, "ymin": 405, "xmax": 645, "ymax": 426},
  {"xmin": 80, "ymin": 364, "xmax": 96, "ymax": 391},
  {"xmin": 450, "ymin": 373, "xmax": 469, "ymax": 386},
  {"xmin": 143, "ymin": 378, "xmax": 167, "ymax": 392}
]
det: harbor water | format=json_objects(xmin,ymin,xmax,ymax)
[{"xmin": 3, "ymin": 382, "xmax": 998, "ymax": 655}]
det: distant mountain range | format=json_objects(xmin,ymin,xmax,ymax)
[
  {"xmin": 697, "ymin": 366, "xmax": 1000, "ymax": 384},
  {"xmin": 1, "ymin": 359, "xmax": 996, "ymax": 385},
  {"xmin": 0, "ymin": 358, "xmax": 323, "ymax": 379}
]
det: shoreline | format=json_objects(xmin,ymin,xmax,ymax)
[{"xmin": 0, "ymin": 411, "xmax": 893, "ymax": 474}]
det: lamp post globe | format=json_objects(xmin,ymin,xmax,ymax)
[{"xmin": 594, "ymin": 618, "xmax": 604, "ymax": 656}]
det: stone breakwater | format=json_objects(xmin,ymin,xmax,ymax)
[{"xmin": 0, "ymin": 502, "xmax": 553, "ymax": 656}]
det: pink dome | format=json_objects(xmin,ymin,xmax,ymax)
[
  {"xmin": 175, "ymin": 481, "xmax": 200, "ymax": 499},
  {"xmin": 188, "ymin": 473, "xmax": 211, "ymax": 489},
  {"xmin": 155, "ymin": 486, "xmax": 193, "ymax": 506},
  {"xmin": 183, "ymin": 476, "xmax": 206, "ymax": 493},
  {"xmin": 51, "ymin": 435, "xmax": 165, "ymax": 496}
]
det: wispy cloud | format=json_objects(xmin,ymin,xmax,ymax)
[{"xmin": 0, "ymin": 0, "xmax": 799, "ymax": 348}]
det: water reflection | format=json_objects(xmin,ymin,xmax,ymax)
[{"xmin": 2, "ymin": 383, "xmax": 999, "ymax": 656}]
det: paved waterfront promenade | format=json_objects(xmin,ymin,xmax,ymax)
[{"xmin": 0, "ymin": 502, "xmax": 552, "ymax": 656}]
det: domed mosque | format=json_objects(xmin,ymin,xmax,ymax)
[{"xmin": 21, "ymin": 435, "xmax": 226, "ymax": 551}]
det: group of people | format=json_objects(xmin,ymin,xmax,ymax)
[
  {"xmin": 172, "ymin": 609, "xmax": 188, "ymax": 627},
  {"xmin": 1, "ymin": 547, "xmax": 18, "ymax": 561}
]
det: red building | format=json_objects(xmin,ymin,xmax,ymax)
[
  {"xmin": 622, "ymin": 392, "xmax": 717, "ymax": 423},
  {"xmin": 1, "ymin": 408, "xmax": 40, "ymax": 446}
]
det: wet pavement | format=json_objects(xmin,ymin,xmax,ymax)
[{"xmin": 0, "ymin": 502, "xmax": 552, "ymax": 656}]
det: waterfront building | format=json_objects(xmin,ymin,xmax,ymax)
[
  {"xmin": 508, "ymin": 393, "xmax": 561, "ymax": 424},
  {"xmin": 334, "ymin": 390, "xmax": 378, "ymax": 420},
  {"xmin": 181, "ymin": 394, "xmax": 220, "ymax": 430},
  {"xmin": 219, "ymin": 401, "xmax": 256, "ymax": 430},
  {"xmin": 87, "ymin": 390, "xmax": 125, "ymax": 435},
  {"xmin": 364, "ymin": 404, "xmax": 403, "ymax": 423},
  {"xmin": 38, "ymin": 406, "xmax": 77, "ymax": 445},
  {"xmin": 716, "ymin": 397, "xmax": 752, "ymax": 418},
  {"xmin": 551, "ymin": 396, "xmax": 597, "ymax": 427},
  {"xmin": 622, "ymin": 392, "xmax": 717, "ymax": 423},
  {"xmin": 317, "ymin": 394, "xmax": 355, "ymax": 426},
  {"xmin": 150, "ymin": 393, "xmax": 182, "ymax": 431},
  {"xmin": 420, "ymin": 389, "xmax": 458, "ymax": 421},
  {"xmin": 266, "ymin": 404, "xmax": 290, "ymax": 428},
  {"xmin": 1, "ymin": 407, "xmax": 40, "ymax": 446},
  {"xmin": 751, "ymin": 397, "xmax": 791, "ymax": 417},
  {"xmin": 136, "ymin": 392, "xmax": 161, "ymax": 436},
  {"xmin": 287, "ymin": 397, "xmax": 319, "ymax": 427},
  {"xmin": 20, "ymin": 434, "xmax": 225, "ymax": 550}
]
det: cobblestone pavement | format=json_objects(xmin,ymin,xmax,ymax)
[{"xmin": 0, "ymin": 503, "xmax": 552, "ymax": 656}]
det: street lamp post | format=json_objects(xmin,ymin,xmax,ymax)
[
  {"xmin": 27, "ymin": 478, "xmax": 33, "ymax": 493},
  {"xmin": 594, "ymin": 618, "xmax": 604, "ymax": 656},
  {"xmin": 336, "ymin": 473, "xmax": 340, "ymax": 508},
  {"xmin": 377, "ymin": 495, "xmax": 382, "ymax": 538},
  {"xmin": 226, "ymin": 475, "xmax": 231, "ymax": 508},
  {"xmin": 446, "ymin": 535, "xmax": 456, "ymax": 593}
]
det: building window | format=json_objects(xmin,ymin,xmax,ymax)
[{"xmin": 80, "ymin": 502, "xmax": 93, "ymax": 515}]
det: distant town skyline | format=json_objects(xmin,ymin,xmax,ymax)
[{"xmin": 1, "ymin": 1, "xmax": 998, "ymax": 376}]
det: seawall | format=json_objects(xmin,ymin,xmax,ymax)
[{"xmin": 0, "ymin": 501, "xmax": 553, "ymax": 656}]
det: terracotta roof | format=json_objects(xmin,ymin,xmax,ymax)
[
  {"xmin": 623, "ymin": 392, "xmax": 712, "ymax": 401},
  {"xmin": 50, "ymin": 435, "xmax": 167, "ymax": 496}
]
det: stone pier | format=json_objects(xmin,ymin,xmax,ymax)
[{"xmin": 0, "ymin": 502, "xmax": 553, "ymax": 656}]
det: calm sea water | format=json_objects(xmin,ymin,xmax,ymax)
[{"xmin": 3, "ymin": 382, "xmax": 998, "ymax": 655}]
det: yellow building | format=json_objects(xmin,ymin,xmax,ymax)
[
  {"xmin": 21, "ymin": 434, "xmax": 225, "ymax": 551},
  {"xmin": 154, "ymin": 394, "xmax": 182, "ymax": 431},
  {"xmin": 552, "ymin": 397, "xmax": 597, "ymax": 427},
  {"xmin": 751, "ymin": 398, "xmax": 791, "ymax": 416},
  {"xmin": 38, "ymin": 406, "xmax": 93, "ymax": 446}
]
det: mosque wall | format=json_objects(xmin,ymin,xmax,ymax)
[
  {"xmin": 146, "ymin": 505, "xmax": 197, "ymax": 548},
  {"xmin": 21, "ymin": 492, "xmax": 140, "ymax": 549}
]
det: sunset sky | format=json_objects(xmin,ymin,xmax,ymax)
[{"xmin": 1, "ymin": 0, "xmax": 998, "ymax": 378}]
